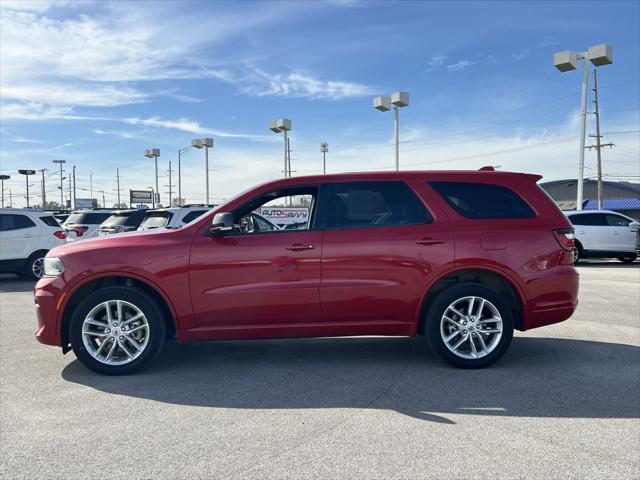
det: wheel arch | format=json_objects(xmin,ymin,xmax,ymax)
[
  {"xmin": 416, "ymin": 267, "xmax": 526, "ymax": 334},
  {"xmin": 60, "ymin": 274, "xmax": 177, "ymax": 353}
]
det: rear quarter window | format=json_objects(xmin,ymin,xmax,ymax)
[
  {"xmin": 39, "ymin": 216, "xmax": 59, "ymax": 227},
  {"xmin": 430, "ymin": 181, "xmax": 535, "ymax": 219}
]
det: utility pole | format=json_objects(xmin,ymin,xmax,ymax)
[
  {"xmin": 90, "ymin": 172, "xmax": 93, "ymax": 206},
  {"xmin": 167, "ymin": 161, "xmax": 174, "ymax": 206},
  {"xmin": 321, "ymin": 143, "xmax": 328, "ymax": 174},
  {"xmin": 586, "ymin": 69, "xmax": 614, "ymax": 210},
  {"xmin": 116, "ymin": 168, "xmax": 121, "ymax": 206},
  {"xmin": 73, "ymin": 166, "xmax": 77, "ymax": 210},
  {"xmin": 38, "ymin": 169, "xmax": 47, "ymax": 208},
  {"xmin": 101, "ymin": 191, "xmax": 106, "ymax": 208},
  {"xmin": 68, "ymin": 175, "xmax": 72, "ymax": 209}
]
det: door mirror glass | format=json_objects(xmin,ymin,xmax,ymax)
[{"xmin": 210, "ymin": 212, "xmax": 234, "ymax": 235}]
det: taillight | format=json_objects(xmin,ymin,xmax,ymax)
[
  {"xmin": 74, "ymin": 226, "xmax": 89, "ymax": 237},
  {"xmin": 53, "ymin": 230, "xmax": 66, "ymax": 240},
  {"xmin": 553, "ymin": 229, "xmax": 575, "ymax": 251}
]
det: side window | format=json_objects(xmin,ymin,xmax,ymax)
[
  {"xmin": 325, "ymin": 181, "xmax": 430, "ymax": 230},
  {"xmin": 181, "ymin": 210, "xmax": 207, "ymax": 224},
  {"xmin": 605, "ymin": 214, "xmax": 631, "ymax": 227},
  {"xmin": 0, "ymin": 214, "xmax": 36, "ymax": 231},
  {"xmin": 574, "ymin": 214, "xmax": 607, "ymax": 226},
  {"xmin": 234, "ymin": 186, "xmax": 318, "ymax": 234},
  {"xmin": 430, "ymin": 182, "xmax": 535, "ymax": 219},
  {"xmin": 40, "ymin": 216, "xmax": 59, "ymax": 227}
]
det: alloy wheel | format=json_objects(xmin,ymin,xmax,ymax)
[
  {"xmin": 81, "ymin": 300, "xmax": 150, "ymax": 365},
  {"xmin": 440, "ymin": 296, "xmax": 503, "ymax": 360},
  {"xmin": 32, "ymin": 257, "xmax": 44, "ymax": 279}
]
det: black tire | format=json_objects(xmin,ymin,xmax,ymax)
[
  {"xmin": 572, "ymin": 242, "xmax": 583, "ymax": 265},
  {"xmin": 70, "ymin": 286, "xmax": 166, "ymax": 375},
  {"xmin": 425, "ymin": 283, "xmax": 514, "ymax": 369},
  {"xmin": 19, "ymin": 251, "xmax": 47, "ymax": 281},
  {"xmin": 617, "ymin": 255, "xmax": 637, "ymax": 264}
]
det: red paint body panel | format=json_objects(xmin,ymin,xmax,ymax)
[{"xmin": 33, "ymin": 170, "xmax": 578, "ymax": 350}]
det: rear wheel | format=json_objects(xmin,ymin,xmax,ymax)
[
  {"xmin": 572, "ymin": 242, "xmax": 582, "ymax": 265},
  {"xmin": 425, "ymin": 283, "xmax": 514, "ymax": 368},
  {"xmin": 69, "ymin": 286, "xmax": 166, "ymax": 375},
  {"xmin": 618, "ymin": 255, "xmax": 637, "ymax": 264}
]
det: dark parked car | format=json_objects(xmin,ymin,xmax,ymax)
[
  {"xmin": 35, "ymin": 170, "xmax": 578, "ymax": 375},
  {"xmin": 97, "ymin": 209, "xmax": 148, "ymax": 237}
]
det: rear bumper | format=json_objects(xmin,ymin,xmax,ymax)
[
  {"xmin": 521, "ymin": 266, "xmax": 579, "ymax": 330},
  {"xmin": 34, "ymin": 276, "xmax": 65, "ymax": 347}
]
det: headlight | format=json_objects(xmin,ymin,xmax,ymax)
[{"xmin": 43, "ymin": 257, "xmax": 64, "ymax": 277}]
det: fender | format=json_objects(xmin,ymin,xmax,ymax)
[
  {"xmin": 57, "ymin": 270, "xmax": 180, "ymax": 339},
  {"xmin": 412, "ymin": 264, "xmax": 528, "ymax": 335}
]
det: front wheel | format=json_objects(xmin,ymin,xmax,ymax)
[
  {"xmin": 425, "ymin": 283, "xmax": 514, "ymax": 368},
  {"xmin": 69, "ymin": 287, "xmax": 166, "ymax": 375}
]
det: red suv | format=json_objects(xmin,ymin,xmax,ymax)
[{"xmin": 34, "ymin": 170, "xmax": 578, "ymax": 374}]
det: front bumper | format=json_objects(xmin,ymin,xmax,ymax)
[{"xmin": 34, "ymin": 276, "xmax": 66, "ymax": 347}]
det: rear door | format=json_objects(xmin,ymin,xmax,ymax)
[
  {"xmin": 569, "ymin": 213, "xmax": 608, "ymax": 250},
  {"xmin": 319, "ymin": 179, "xmax": 454, "ymax": 331}
]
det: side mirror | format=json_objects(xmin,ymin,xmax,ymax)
[
  {"xmin": 209, "ymin": 212, "xmax": 234, "ymax": 236},
  {"xmin": 629, "ymin": 221, "xmax": 639, "ymax": 232}
]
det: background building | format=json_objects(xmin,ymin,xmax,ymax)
[{"xmin": 540, "ymin": 179, "xmax": 640, "ymax": 219}]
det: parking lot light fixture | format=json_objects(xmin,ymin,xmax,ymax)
[
  {"xmin": 0, "ymin": 174, "xmax": 10, "ymax": 208},
  {"xmin": 269, "ymin": 119, "xmax": 292, "ymax": 178},
  {"xmin": 373, "ymin": 92, "xmax": 409, "ymax": 171},
  {"xmin": 144, "ymin": 149, "xmax": 161, "ymax": 207},
  {"xmin": 553, "ymin": 44, "xmax": 613, "ymax": 210},
  {"xmin": 191, "ymin": 138, "xmax": 214, "ymax": 204},
  {"xmin": 18, "ymin": 169, "xmax": 36, "ymax": 208}
]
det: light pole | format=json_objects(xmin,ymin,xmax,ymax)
[
  {"xmin": 18, "ymin": 170, "xmax": 35, "ymax": 207},
  {"xmin": 269, "ymin": 119, "xmax": 292, "ymax": 177},
  {"xmin": 52, "ymin": 159, "xmax": 66, "ymax": 208},
  {"xmin": 1, "ymin": 174, "xmax": 10, "ymax": 208},
  {"xmin": 191, "ymin": 138, "xmax": 214, "ymax": 204},
  {"xmin": 144, "ymin": 149, "xmax": 161, "ymax": 207},
  {"xmin": 554, "ymin": 44, "xmax": 613, "ymax": 210},
  {"xmin": 373, "ymin": 91, "xmax": 409, "ymax": 171},
  {"xmin": 321, "ymin": 143, "xmax": 329, "ymax": 174}
]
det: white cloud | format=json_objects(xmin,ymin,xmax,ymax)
[
  {"xmin": 123, "ymin": 117, "xmax": 275, "ymax": 141},
  {"xmin": 512, "ymin": 49, "xmax": 531, "ymax": 60},
  {"xmin": 2, "ymin": 83, "xmax": 147, "ymax": 107},
  {"xmin": 446, "ymin": 60, "xmax": 475, "ymax": 71},
  {"xmin": 236, "ymin": 68, "xmax": 374, "ymax": 99}
]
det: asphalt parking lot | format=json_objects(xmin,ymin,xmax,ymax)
[{"xmin": 1, "ymin": 262, "xmax": 638, "ymax": 479}]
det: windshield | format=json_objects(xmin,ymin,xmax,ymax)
[
  {"xmin": 101, "ymin": 213, "xmax": 131, "ymax": 227},
  {"xmin": 139, "ymin": 211, "xmax": 173, "ymax": 229},
  {"xmin": 65, "ymin": 212, "xmax": 112, "ymax": 225}
]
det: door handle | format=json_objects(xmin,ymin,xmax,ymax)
[
  {"xmin": 286, "ymin": 243, "xmax": 315, "ymax": 251},
  {"xmin": 416, "ymin": 238, "xmax": 445, "ymax": 246}
]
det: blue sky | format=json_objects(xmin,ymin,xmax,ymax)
[{"xmin": 1, "ymin": 0, "xmax": 638, "ymax": 207}]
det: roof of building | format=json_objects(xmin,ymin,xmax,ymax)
[
  {"xmin": 583, "ymin": 198, "xmax": 640, "ymax": 210},
  {"xmin": 540, "ymin": 179, "xmax": 640, "ymax": 194}
]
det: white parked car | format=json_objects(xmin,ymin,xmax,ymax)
[
  {"xmin": 564, "ymin": 210, "xmax": 639, "ymax": 264},
  {"xmin": 63, "ymin": 209, "xmax": 113, "ymax": 241},
  {"xmin": 137, "ymin": 205, "xmax": 214, "ymax": 231},
  {"xmin": 0, "ymin": 209, "xmax": 67, "ymax": 279}
]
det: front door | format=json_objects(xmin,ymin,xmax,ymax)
[
  {"xmin": 319, "ymin": 180, "xmax": 454, "ymax": 331},
  {"xmin": 604, "ymin": 213, "xmax": 636, "ymax": 252},
  {"xmin": 189, "ymin": 186, "xmax": 323, "ymax": 330}
]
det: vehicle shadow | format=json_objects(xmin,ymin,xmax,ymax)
[
  {"xmin": 0, "ymin": 276, "xmax": 35, "ymax": 293},
  {"xmin": 62, "ymin": 336, "xmax": 640, "ymax": 423},
  {"xmin": 577, "ymin": 260, "xmax": 638, "ymax": 268}
]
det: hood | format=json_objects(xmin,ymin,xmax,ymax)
[{"xmin": 47, "ymin": 227, "xmax": 179, "ymax": 257}]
